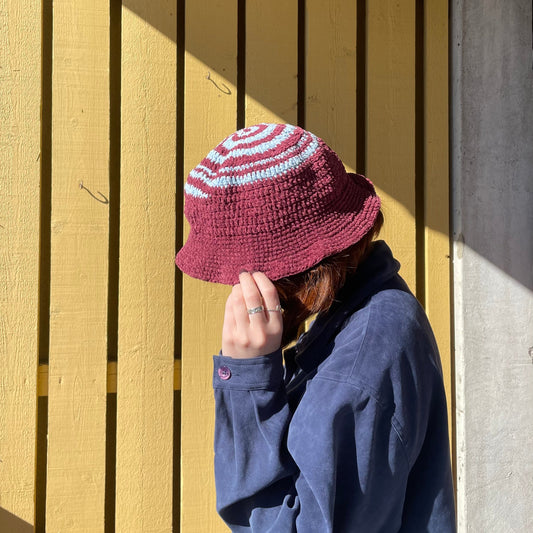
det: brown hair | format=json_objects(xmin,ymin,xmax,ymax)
[{"xmin": 273, "ymin": 210, "xmax": 384, "ymax": 345}]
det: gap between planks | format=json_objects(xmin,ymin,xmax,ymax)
[{"xmin": 37, "ymin": 361, "xmax": 182, "ymax": 396}]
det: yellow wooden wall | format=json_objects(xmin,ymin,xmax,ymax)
[{"xmin": 0, "ymin": 1, "xmax": 450, "ymax": 531}]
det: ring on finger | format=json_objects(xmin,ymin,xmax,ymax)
[
  {"xmin": 247, "ymin": 305, "xmax": 265, "ymax": 315},
  {"xmin": 266, "ymin": 305, "xmax": 284, "ymax": 313}
]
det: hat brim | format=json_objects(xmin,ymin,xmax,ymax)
[{"xmin": 176, "ymin": 173, "xmax": 381, "ymax": 285}]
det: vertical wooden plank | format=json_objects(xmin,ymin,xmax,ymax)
[
  {"xmin": 367, "ymin": 1, "xmax": 417, "ymax": 289},
  {"xmin": 245, "ymin": 0, "xmax": 298, "ymax": 125},
  {"xmin": 115, "ymin": 2, "xmax": 176, "ymax": 531},
  {"xmin": 0, "ymin": 0, "xmax": 40, "ymax": 529},
  {"xmin": 46, "ymin": 1, "xmax": 109, "ymax": 530},
  {"xmin": 181, "ymin": 1, "xmax": 237, "ymax": 531},
  {"xmin": 305, "ymin": 0, "xmax": 357, "ymax": 171},
  {"xmin": 424, "ymin": 0, "xmax": 452, "ymax": 438}
]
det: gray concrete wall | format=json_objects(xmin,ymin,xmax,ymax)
[{"xmin": 452, "ymin": 1, "xmax": 533, "ymax": 531}]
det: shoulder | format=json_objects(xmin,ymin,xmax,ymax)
[
  {"xmin": 317, "ymin": 288, "xmax": 442, "ymax": 407},
  {"xmin": 297, "ymin": 288, "xmax": 448, "ymax": 467}
]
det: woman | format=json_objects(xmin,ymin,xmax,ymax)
[{"xmin": 176, "ymin": 123, "xmax": 456, "ymax": 532}]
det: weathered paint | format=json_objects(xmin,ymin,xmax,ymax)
[
  {"xmin": 367, "ymin": 0, "xmax": 417, "ymax": 291},
  {"xmin": 452, "ymin": 0, "xmax": 533, "ymax": 530},
  {"xmin": 245, "ymin": 0, "xmax": 298, "ymax": 125},
  {"xmin": 424, "ymin": 0, "xmax": 453, "ymax": 443},
  {"xmin": 115, "ymin": 3, "xmax": 176, "ymax": 531},
  {"xmin": 37, "ymin": 361, "xmax": 181, "ymax": 396},
  {"xmin": 0, "ymin": 2, "xmax": 455, "ymax": 531},
  {"xmin": 0, "ymin": 0, "xmax": 40, "ymax": 529},
  {"xmin": 181, "ymin": 1, "xmax": 237, "ymax": 531},
  {"xmin": 305, "ymin": 0, "xmax": 358, "ymax": 171},
  {"xmin": 46, "ymin": 1, "xmax": 110, "ymax": 530}
]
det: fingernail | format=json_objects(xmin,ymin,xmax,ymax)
[{"xmin": 239, "ymin": 269, "xmax": 248, "ymax": 275}]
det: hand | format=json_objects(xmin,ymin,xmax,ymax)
[{"xmin": 221, "ymin": 272, "xmax": 283, "ymax": 359}]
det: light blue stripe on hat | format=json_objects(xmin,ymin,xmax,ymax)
[
  {"xmin": 189, "ymin": 137, "xmax": 320, "ymax": 188},
  {"xmin": 184, "ymin": 182, "xmax": 209, "ymax": 198},
  {"xmin": 193, "ymin": 135, "xmax": 317, "ymax": 180},
  {"xmin": 219, "ymin": 123, "xmax": 277, "ymax": 150},
  {"xmin": 204, "ymin": 124, "xmax": 313, "ymax": 164}
]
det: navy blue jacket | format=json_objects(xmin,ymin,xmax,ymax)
[{"xmin": 212, "ymin": 242, "xmax": 456, "ymax": 532}]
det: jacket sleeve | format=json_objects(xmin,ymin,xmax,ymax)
[{"xmin": 212, "ymin": 352, "xmax": 411, "ymax": 533}]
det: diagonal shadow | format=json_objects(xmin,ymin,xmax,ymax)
[
  {"xmin": 122, "ymin": 0, "xmax": 177, "ymax": 43},
  {"xmin": 122, "ymin": 0, "xmax": 533, "ymax": 292},
  {"xmin": 0, "ymin": 508, "xmax": 33, "ymax": 533}
]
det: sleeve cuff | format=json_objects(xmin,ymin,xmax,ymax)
[{"xmin": 212, "ymin": 350, "xmax": 284, "ymax": 390}]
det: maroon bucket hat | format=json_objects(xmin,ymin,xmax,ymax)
[{"xmin": 176, "ymin": 123, "xmax": 381, "ymax": 285}]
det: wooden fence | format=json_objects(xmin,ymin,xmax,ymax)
[{"xmin": 1, "ymin": 0, "xmax": 450, "ymax": 531}]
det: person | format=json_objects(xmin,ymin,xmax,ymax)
[{"xmin": 176, "ymin": 123, "xmax": 456, "ymax": 532}]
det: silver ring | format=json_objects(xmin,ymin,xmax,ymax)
[
  {"xmin": 247, "ymin": 305, "xmax": 265, "ymax": 315},
  {"xmin": 266, "ymin": 305, "xmax": 284, "ymax": 313}
]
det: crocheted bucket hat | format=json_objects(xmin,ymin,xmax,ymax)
[{"xmin": 176, "ymin": 123, "xmax": 381, "ymax": 285}]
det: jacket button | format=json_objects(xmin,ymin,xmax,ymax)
[{"xmin": 218, "ymin": 366, "xmax": 231, "ymax": 380}]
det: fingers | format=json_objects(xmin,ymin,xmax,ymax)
[
  {"xmin": 220, "ymin": 271, "xmax": 283, "ymax": 358},
  {"xmin": 238, "ymin": 272, "xmax": 267, "ymax": 323},
  {"xmin": 231, "ymin": 283, "xmax": 253, "ymax": 327},
  {"xmin": 251, "ymin": 272, "xmax": 282, "ymax": 319}
]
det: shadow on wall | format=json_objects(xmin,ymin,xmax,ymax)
[
  {"xmin": 452, "ymin": 1, "xmax": 533, "ymax": 291},
  {"xmin": 122, "ymin": 0, "xmax": 533, "ymax": 292},
  {"xmin": 0, "ymin": 508, "xmax": 33, "ymax": 533},
  {"xmin": 123, "ymin": 0, "xmax": 177, "ymax": 43}
]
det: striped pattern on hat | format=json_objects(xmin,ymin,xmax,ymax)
[
  {"xmin": 184, "ymin": 123, "xmax": 321, "ymax": 198},
  {"xmin": 176, "ymin": 123, "xmax": 381, "ymax": 285}
]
